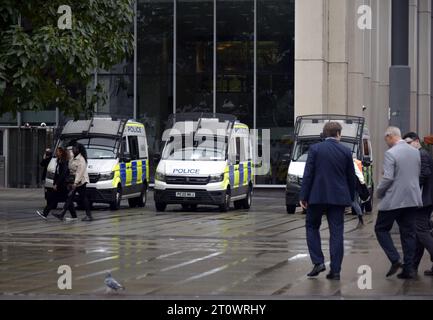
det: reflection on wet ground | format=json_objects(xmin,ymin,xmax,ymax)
[{"xmin": 0, "ymin": 189, "xmax": 432, "ymax": 299}]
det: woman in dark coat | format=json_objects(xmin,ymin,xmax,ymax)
[{"xmin": 36, "ymin": 147, "xmax": 70, "ymax": 220}]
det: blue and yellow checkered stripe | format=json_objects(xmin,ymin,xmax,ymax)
[
  {"xmin": 226, "ymin": 161, "xmax": 253, "ymax": 189},
  {"xmin": 113, "ymin": 159, "xmax": 149, "ymax": 187}
]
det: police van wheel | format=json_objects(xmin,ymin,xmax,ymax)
[
  {"xmin": 110, "ymin": 187, "xmax": 122, "ymax": 210},
  {"xmin": 155, "ymin": 202, "xmax": 166, "ymax": 212},
  {"xmin": 219, "ymin": 191, "xmax": 231, "ymax": 212},
  {"xmin": 234, "ymin": 200, "xmax": 243, "ymax": 210},
  {"xmin": 242, "ymin": 189, "xmax": 252, "ymax": 209},
  {"xmin": 129, "ymin": 184, "xmax": 147, "ymax": 208},
  {"xmin": 286, "ymin": 205, "xmax": 296, "ymax": 214}
]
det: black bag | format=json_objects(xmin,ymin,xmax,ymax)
[{"xmin": 357, "ymin": 180, "xmax": 370, "ymax": 201}]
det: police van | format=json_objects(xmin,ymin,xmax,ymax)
[
  {"xmin": 45, "ymin": 116, "xmax": 150, "ymax": 210},
  {"xmin": 154, "ymin": 113, "xmax": 254, "ymax": 212},
  {"xmin": 285, "ymin": 114, "xmax": 374, "ymax": 214}
]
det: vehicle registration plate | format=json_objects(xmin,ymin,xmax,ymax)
[{"xmin": 176, "ymin": 192, "xmax": 196, "ymax": 198}]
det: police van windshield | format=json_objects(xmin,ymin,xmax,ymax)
[
  {"xmin": 292, "ymin": 139, "xmax": 358, "ymax": 162},
  {"xmin": 58, "ymin": 137, "xmax": 118, "ymax": 159},
  {"xmin": 162, "ymin": 135, "xmax": 227, "ymax": 161}
]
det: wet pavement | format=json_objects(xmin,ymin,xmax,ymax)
[{"xmin": 0, "ymin": 188, "xmax": 432, "ymax": 299}]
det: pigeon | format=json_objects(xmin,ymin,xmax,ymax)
[{"xmin": 104, "ymin": 273, "xmax": 125, "ymax": 293}]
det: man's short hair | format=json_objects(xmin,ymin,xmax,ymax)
[
  {"xmin": 323, "ymin": 122, "xmax": 342, "ymax": 138},
  {"xmin": 384, "ymin": 126, "xmax": 402, "ymax": 138},
  {"xmin": 402, "ymin": 132, "xmax": 420, "ymax": 141}
]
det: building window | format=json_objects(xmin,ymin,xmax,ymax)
[
  {"xmin": 177, "ymin": 0, "xmax": 214, "ymax": 114},
  {"xmin": 256, "ymin": 0, "xmax": 294, "ymax": 184},
  {"xmin": 137, "ymin": 0, "xmax": 174, "ymax": 176},
  {"xmin": 216, "ymin": 0, "xmax": 254, "ymax": 128}
]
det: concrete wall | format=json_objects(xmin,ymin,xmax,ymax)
[{"xmin": 295, "ymin": 0, "xmax": 433, "ymax": 185}]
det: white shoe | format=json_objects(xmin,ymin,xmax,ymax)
[
  {"xmin": 65, "ymin": 217, "xmax": 78, "ymax": 222},
  {"xmin": 36, "ymin": 210, "xmax": 47, "ymax": 220}
]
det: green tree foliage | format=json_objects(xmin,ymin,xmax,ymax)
[{"xmin": 0, "ymin": 0, "xmax": 134, "ymax": 118}]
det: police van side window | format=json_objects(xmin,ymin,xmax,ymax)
[
  {"xmin": 128, "ymin": 136, "xmax": 139, "ymax": 160},
  {"xmin": 228, "ymin": 138, "xmax": 236, "ymax": 164},
  {"xmin": 137, "ymin": 136, "xmax": 147, "ymax": 159}
]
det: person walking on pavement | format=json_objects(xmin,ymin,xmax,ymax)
[
  {"xmin": 300, "ymin": 122, "xmax": 356, "ymax": 281},
  {"xmin": 36, "ymin": 147, "xmax": 70, "ymax": 220},
  {"xmin": 352, "ymin": 157, "xmax": 367, "ymax": 228},
  {"xmin": 40, "ymin": 148, "xmax": 52, "ymax": 183},
  {"xmin": 375, "ymin": 127, "xmax": 422, "ymax": 279},
  {"xmin": 40, "ymin": 148, "xmax": 52, "ymax": 200},
  {"xmin": 403, "ymin": 132, "xmax": 433, "ymax": 277},
  {"xmin": 53, "ymin": 142, "xmax": 93, "ymax": 222}
]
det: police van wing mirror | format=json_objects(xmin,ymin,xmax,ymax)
[
  {"xmin": 122, "ymin": 152, "xmax": 132, "ymax": 163},
  {"xmin": 153, "ymin": 153, "xmax": 161, "ymax": 163}
]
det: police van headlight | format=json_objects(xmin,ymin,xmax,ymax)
[
  {"xmin": 209, "ymin": 173, "xmax": 224, "ymax": 183},
  {"xmin": 46, "ymin": 171, "xmax": 55, "ymax": 180},
  {"xmin": 155, "ymin": 171, "xmax": 166, "ymax": 182},
  {"xmin": 99, "ymin": 171, "xmax": 114, "ymax": 181},
  {"xmin": 287, "ymin": 174, "xmax": 299, "ymax": 184}
]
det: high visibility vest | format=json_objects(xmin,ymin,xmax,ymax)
[{"xmin": 354, "ymin": 158, "xmax": 362, "ymax": 172}]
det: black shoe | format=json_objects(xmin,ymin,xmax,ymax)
[
  {"xmin": 52, "ymin": 213, "xmax": 64, "ymax": 221},
  {"xmin": 307, "ymin": 264, "xmax": 326, "ymax": 277},
  {"xmin": 326, "ymin": 272, "xmax": 340, "ymax": 281},
  {"xmin": 397, "ymin": 270, "xmax": 416, "ymax": 279},
  {"xmin": 424, "ymin": 268, "xmax": 433, "ymax": 276},
  {"xmin": 82, "ymin": 216, "xmax": 93, "ymax": 222},
  {"xmin": 386, "ymin": 262, "xmax": 402, "ymax": 277}
]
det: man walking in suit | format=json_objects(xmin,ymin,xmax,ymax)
[
  {"xmin": 300, "ymin": 122, "xmax": 356, "ymax": 280},
  {"xmin": 403, "ymin": 132, "xmax": 433, "ymax": 277},
  {"xmin": 375, "ymin": 127, "xmax": 422, "ymax": 279}
]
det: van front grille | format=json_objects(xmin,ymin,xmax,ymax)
[{"xmin": 165, "ymin": 176, "xmax": 209, "ymax": 185}]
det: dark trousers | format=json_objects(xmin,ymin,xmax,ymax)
[
  {"xmin": 306, "ymin": 204, "xmax": 345, "ymax": 273},
  {"xmin": 61, "ymin": 184, "xmax": 91, "ymax": 218},
  {"xmin": 375, "ymin": 207, "xmax": 417, "ymax": 272},
  {"xmin": 413, "ymin": 206, "xmax": 433, "ymax": 270},
  {"xmin": 42, "ymin": 190, "xmax": 65, "ymax": 217}
]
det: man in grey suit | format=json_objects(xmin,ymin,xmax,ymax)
[{"xmin": 375, "ymin": 127, "xmax": 423, "ymax": 279}]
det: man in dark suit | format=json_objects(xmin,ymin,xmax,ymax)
[
  {"xmin": 300, "ymin": 122, "xmax": 356, "ymax": 280},
  {"xmin": 403, "ymin": 132, "xmax": 433, "ymax": 277}
]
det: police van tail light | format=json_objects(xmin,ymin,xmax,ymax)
[
  {"xmin": 99, "ymin": 171, "xmax": 115, "ymax": 181},
  {"xmin": 209, "ymin": 173, "xmax": 224, "ymax": 183},
  {"xmin": 155, "ymin": 171, "xmax": 166, "ymax": 182}
]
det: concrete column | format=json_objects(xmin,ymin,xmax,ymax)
[
  {"xmin": 363, "ymin": 0, "xmax": 374, "ymax": 130},
  {"xmin": 409, "ymin": 0, "xmax": 419, "ymax": 131},
  {"xmin": 348, "ymin": 0, "xmax": 365, "ymax": 117},
  {"xmin": 372, "ymin": 0, "xmax": 392, "ymax": 185},
  {"xmin": 294, "ymin": 0, "xmax": 329, "ymax": 117},
  {"xmin": 418, "ymin": 0, "xmax": 432, "ymax": 137},
  {"xmin": 327, "ymin": 0, "xmax": 348, "ymax": 115}
]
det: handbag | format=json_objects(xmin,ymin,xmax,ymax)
[{"xmin": 357, "ymin": 180, "xmax": 370, "ymax": 202}]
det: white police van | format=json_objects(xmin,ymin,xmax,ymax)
[
  {"xmin": 45, "ymin": 116, "xmax": 149, "ymax": 210},
  {"xmin": 285, "ymin": 114, "xmax": 374, "ymax": 214},
  {"xmin": 154, "ymin": 113, "xmax": 254, "ymax": 212}
]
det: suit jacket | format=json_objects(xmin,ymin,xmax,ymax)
[
  {"xmin": 377, "ymin": 141, "xmax": 423, "ymax": 211},
  {"xmin": 299, "ymin": 139, "xmax": 356, "ymax": 206},
  {"xmin": 419, "ymin": 148, "xmax": 433, "ymax": 207}
]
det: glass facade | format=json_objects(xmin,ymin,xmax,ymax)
[
  {"xmin": 0, "ymin": 0, "xmax": 294, "ymax": 186},
  {"xmin": 116, "ymin": 0, "xmax": 294, "ymax": 185}
]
